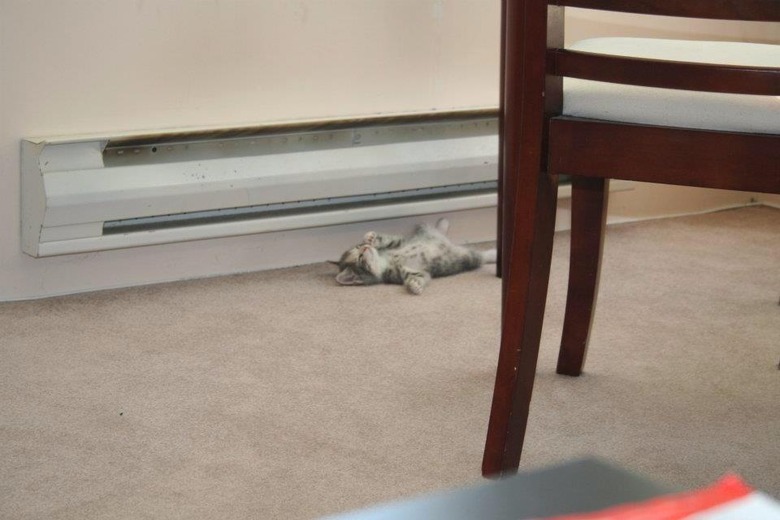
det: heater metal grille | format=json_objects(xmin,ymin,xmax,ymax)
[{"xmin": 103, "ymin": 181, "xmax": 497, "ymax": 235}]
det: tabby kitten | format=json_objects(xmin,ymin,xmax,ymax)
[{"xmin": 333, "ymin": 218, "xmax": 496, "ymax": 295}]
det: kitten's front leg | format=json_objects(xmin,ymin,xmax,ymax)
[
  {"xmin": 362, "ymin": 231, "xmax": 378, "ymax": 246},
  {"xmin": 402, "ymin": 269, "xmax": 431, "ymax": 295},
  {"xmin": 363, "ymin": 231, "xmax": 406, "ymax": 250}
]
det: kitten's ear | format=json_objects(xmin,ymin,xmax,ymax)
[{"xmin": 336, "ymin": 268, "xmax": 364, "ymax": 286}]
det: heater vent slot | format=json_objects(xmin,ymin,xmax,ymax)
[{"xmin": 103, "ymin": 182, "xmax": 497, "ymax": 235}]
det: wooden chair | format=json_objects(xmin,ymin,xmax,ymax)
[{"xmin": 484, "ymin": 0, "xmax": 780, "ymax": 477}]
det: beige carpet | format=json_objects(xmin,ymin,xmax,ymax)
[{"xmin": 1, "ymin": 205, "xmax": 778, "ymax": 519}]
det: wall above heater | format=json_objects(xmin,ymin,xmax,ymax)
[{"xmin": 22, "ymin": 110, "xmax": 499, "ymax": 257}]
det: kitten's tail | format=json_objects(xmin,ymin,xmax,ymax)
[{"xmin": 480, "ymin": 249, "xmax": 498, "ymax": 264}]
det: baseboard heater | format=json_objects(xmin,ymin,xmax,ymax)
[{"xmin": 22, "ymin": 109, "xmax": 499, "ymax": 257}]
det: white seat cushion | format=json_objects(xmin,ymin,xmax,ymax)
[{"xmin": 562, "ymin": 38, "xmax": 780, "ymax": 134}]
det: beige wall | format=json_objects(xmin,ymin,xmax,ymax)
[
  {"xmin": 0, "ymin": 1, "xmax": 775, "ymax": 300},
  {"xmin": 564, "ymin": 9, "xmax": 779, "ymax": 44},
  {"xmin": 759, "ymin": 194, "xmax": 780, "ymax": 207}
]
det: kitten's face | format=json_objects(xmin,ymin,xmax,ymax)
[{"xmin": 335, "ymin": 244, "xmax": 381, "ymax": 286}]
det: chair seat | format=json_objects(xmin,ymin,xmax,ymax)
[{"xmin": 563, "ymin": 38, "xmax": 780, "ymax": 134}]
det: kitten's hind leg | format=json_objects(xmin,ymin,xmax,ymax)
[
  {"xmin": 363, "ymin": 231, "xmax": 406, "ymax": 250},
  {"xmin": 481, "ymin": 249, "xmax": 498, "ymax": 264},
  {"xmin": 402, "ymin": 268, "xmax": 431, "ymax": 295},
  {"xmin": 435, "ymin": 218, "xmax": 450, "ymax": 235}
]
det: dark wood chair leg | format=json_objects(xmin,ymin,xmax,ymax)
[
  {"xmin": 557, "ymin": 176, "xmax": 609, "ymax": 377},
  {"xmin": 496, "ymin": 0, "xmax": 507, "ymax": 279},
  {"xmin": 483, "ymin": 0, "xmax": 563, "ymax": 477},
  {"xmin": 482, "ymin": 170, "xmax": 559, "ymax": 477}
]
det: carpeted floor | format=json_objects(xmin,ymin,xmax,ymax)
[{"xmin": 1, "ymin": 205, "xmax": 778, "ymax": 519}]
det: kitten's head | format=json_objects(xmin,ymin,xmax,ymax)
[{"xmin": 333, "ymin": 244, "xmax": 382, "ymax": 286}]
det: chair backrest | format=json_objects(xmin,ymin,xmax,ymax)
[
  {"xmin": 558, "ymin": 0, "xmax": 780, "ymax": 21},
  {"xmin": 499, "ymin": 0, "xmax": 779, "ymax": 213},
  {"xmin": 546, "ymin": 0, "xmax": 780, "ymax": 95},
  {"xmin": 505, "ymin": 1, "xmax": 780, "ymax": 87}
]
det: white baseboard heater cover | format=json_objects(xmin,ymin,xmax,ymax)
[{"xmin": 22, "ymin": 113, "xmax": 499, "ymax": 257}]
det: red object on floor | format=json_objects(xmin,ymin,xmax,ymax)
[{"xmin": 546, "ymin": 474, "xmax": 753, "ymax": 520}]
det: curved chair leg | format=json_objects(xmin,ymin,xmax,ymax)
[
  {"xmin": 483, "ymin": 0, "xmax": 563, "ymax": 477},
  {"xmin": 483, "ymin": 171, "xmax": 559, "ymax": 477},
  {"xmin": 557, "ymin": 176, "xmax": 609, "ymax": 376}
]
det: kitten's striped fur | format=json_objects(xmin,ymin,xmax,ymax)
[{"xmin": 333, "ymin": 219, "xmax": 496, "ymax": 295}]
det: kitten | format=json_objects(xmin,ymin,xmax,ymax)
[{"xmin": 332, "ymin": 218, "xmax": 496, "ymax": 295}]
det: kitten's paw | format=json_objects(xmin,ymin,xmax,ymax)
[
  {"xmin": 481, "ymin": 249, "xmax": 498, "ymax": 264},
  {"xmin": 407, "ymin": 277, "xmax": 425, "ymax": 295},
  {"xmin": 363, "ymin": 231, "xmax": 378, "ymax": 246}
]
